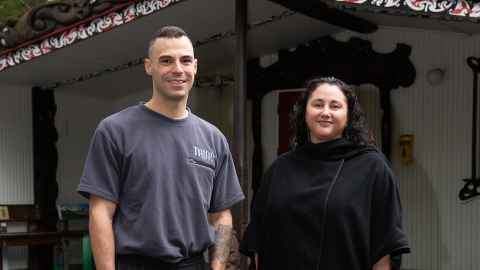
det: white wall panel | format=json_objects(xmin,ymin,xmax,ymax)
[
  {"xmin": 113, "ymin": 88, "xmax": 150, "ymax": 112},
  {"xmin": 0, "ymin": 84, "xmax": 33, "ymax": 204},
  {"xmin": 3, "ymin": 246, "xmax": 28, "ymax": 270},
  {"xmin": 55, "ymin": 91, "xmax": 114, "ymax": 204}
]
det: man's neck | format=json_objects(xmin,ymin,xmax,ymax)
[{"xmin": 145, "ymin": 97, "xmax": 188, "ymax": 119}]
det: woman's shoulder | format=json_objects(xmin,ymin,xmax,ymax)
[
  {"xmin": 349, "ymin": 149, "xmax": 395, "ymax": 176},
  {"xmin": 273, "ymin": 150, "xmax": 303, "ymax": 166},
  {"xmin": 262, "ymin": 150, "xmax": 300, "ymax": 175},
  {"xmin": 353, "ymin": 148, "xmax": 389, "ymax": 165}
]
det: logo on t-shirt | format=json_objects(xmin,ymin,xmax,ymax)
[{"xmin": 193, "ymin": 146, "xmax": 216, "ymax": 164}]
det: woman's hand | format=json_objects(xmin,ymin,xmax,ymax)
[{"xmin": 373, "ymin": 255, "xmax": 391, "ymax": 270}]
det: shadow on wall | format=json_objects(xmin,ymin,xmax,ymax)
[{"xmin": 401, "ymin": 163, "xmax": 449, "ymax": 270}]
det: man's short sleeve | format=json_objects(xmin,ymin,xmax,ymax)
[
  {"xmin": 208, "ymin": 140, "xmax": 244, "ymax": 212},
  {"xmin": 77, "ymin": 122, "xmax": 122, "ymax": 203}
]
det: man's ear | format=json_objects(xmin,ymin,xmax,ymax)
[
  {"xmin": 144, "ymin": 58, "xmax": 152, "ymax": 76},
  {"xmin": 194, "ymin": 58, "xmax": 198, "ymax": 75}
]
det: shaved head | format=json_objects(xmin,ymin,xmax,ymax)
[{"xmin": 147, "ymin": 26, "xmax": 193, "ymax": 58}]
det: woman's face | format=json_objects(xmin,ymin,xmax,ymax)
[{"xmin": 305, "ymin": 83, "xmax": 348, "ymax": 143}]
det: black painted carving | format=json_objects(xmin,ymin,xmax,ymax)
[
  {"xmin": 32, "ymin": 87, "xmax": 58, "ymax": 231},
  {"xmin": 248, "ymin": 36, "xmax": 416, "ymax": 192},
  {"xmin": 0, "ymin": 0, "xmax": 132, "ymax": 52},
  {"xmin": 459, "ymin": 57, "xmax": 480, "ymax": 201}
]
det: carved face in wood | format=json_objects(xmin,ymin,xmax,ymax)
[
  {"xmin": 0, "ymin": 26, "xmax": 19, "ymax": 49},
  {"xmin": 305, "ymin": 83, "xmax": 348, "ymax": 143}
]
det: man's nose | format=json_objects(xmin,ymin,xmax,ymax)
[{"xmin": 171, "ymin": 60, "xmax": 183, "ymax": 73}]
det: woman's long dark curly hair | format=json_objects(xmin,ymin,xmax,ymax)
[{"xmin": 291, "ymin": 77, "xmax": 372, "ymax": 148}]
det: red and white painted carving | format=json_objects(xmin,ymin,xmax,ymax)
[{"xmin": 336, "ymin": 0, "xmax": 480, "ymax": 18}]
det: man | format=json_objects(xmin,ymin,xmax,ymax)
[{"xmin": 78, "ymin": 26, "xmax": 244, "ymax": 270}]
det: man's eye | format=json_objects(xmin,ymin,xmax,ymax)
[
  {"xmin": 182, "ymin": 59, "xmax": 193, "ymax": 64},
  {"xmin": 159, "ymin": 59, "xmax": 171, "ymax": 64}
]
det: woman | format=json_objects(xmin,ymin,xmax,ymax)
[{"xmin": 240, "ymin": 77, "xmax": 410, "ymax": 270}]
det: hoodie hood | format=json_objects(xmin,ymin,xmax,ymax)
[{"xmin": 295, "ymin": 138, "xmax": 377, "ymax": 161}]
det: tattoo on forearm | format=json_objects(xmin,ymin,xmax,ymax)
[{"xmin": 210, "ymin": 224, "xmax": 233, "ymax": 263}]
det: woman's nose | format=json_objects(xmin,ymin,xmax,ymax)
[{"xmin": 320, "ymin": 109, "xmax": 331, "ymax": 118}]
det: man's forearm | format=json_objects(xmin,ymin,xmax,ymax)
[
  {"xmin": 209, "ymin": 210, "xmax": 233, "ymax": 270},
  {"xmin": 89, "ymin": 196, "xmax": 116, "ymax": 270},
  {"xmin": 210, "ymin": 224, "xmax": 233, "ymax": 263},
  {"xmin": 90, "ymin": 216, "xmax": 116, "ymax": 270}
]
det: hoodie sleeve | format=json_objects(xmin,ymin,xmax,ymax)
[{"xmin": 370, "ymin": 159, "xmax": 410, "ymax": 267}]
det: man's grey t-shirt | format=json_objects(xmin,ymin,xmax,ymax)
[{"xmin": 78, "ymin": 105, "xmax": 244, "ymax": 262}]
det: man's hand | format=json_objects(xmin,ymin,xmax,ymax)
[{"xmin": 208, "ymin": 209, "xmax": 233, "ymax": 270}]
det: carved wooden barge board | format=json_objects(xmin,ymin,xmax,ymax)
[{"xmin": 0, "ymin": 0, "xmax": 185, "ymax": 72}]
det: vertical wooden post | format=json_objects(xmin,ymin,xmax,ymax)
[{"xmin": 233, "ymin": 0, "xmax": 249, "ymax": 269}]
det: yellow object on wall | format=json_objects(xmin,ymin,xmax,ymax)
[
  {"xmin": 399, "ymin": 134, "xmax": 414, "ymax": 165},
  {"xmin": 0, "ymin": 206, "xmax": 9, "ymax": 220}
]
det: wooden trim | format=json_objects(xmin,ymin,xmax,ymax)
[
  {"xmin": 0, "ymin": 230, "xmax": 86, "ymax": 247},
  {"xmin": 0, "ymin": 206, "xmax": 37, "ymax": 222}
]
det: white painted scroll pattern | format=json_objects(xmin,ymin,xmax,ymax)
[
  {"xmin": 404, "ymin": 0, "xmax": 454, "ymax": 12},
  {"xmin": 371, "ymin": 0, "xmax": 402, "ymax": 8},
  {"xmin": 335, "ymin": 0, "xmax": 369, "ymax": 4}
]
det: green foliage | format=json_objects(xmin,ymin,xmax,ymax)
[
  {"xmin": 0, "ymin": 0, "xmax": 52, "ymax": 24},
  {"xmin": 0, "ymin": 0, "xmax": 26, "ymax": 24}
]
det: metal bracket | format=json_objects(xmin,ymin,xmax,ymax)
[{"xmin": 459, "ymin": 57, "xmax": 480, "ymax": 201}]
